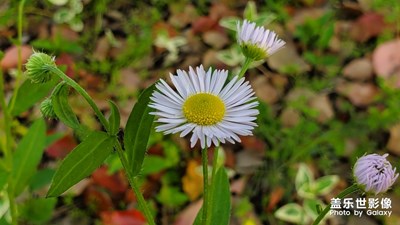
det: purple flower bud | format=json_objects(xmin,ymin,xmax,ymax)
[{"xmin": 354, "ymin": 153, "xmax": 398, "ymax": 195}]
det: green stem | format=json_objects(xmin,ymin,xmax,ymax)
[
  {"xmin": 312, "ymin": 184, "xmax": 360, "ymax": 225},
  {"xmin": 45, "ymin": 66, "xmax": 110, "ymax": 132},
  {"xmin": 1, "ymin": 66, "xmax": 17, "ymax": 225},
  {"xmin": 238, "ymin": 57, "xmax": 253, "ymax": 78},
  {"xmin": 205, "ymin": 146, "xmax": 219, "ymax": 225},
  {"xmin": 114, "ymin": 141, "xmax": 156, "ymax": 225},
  {"xmin": 8, "ymin": 0, "xmax": 26, "ymax": 113},
  {"xmin": 202, "ymin": 147, "xmax": 209, "ymax": 225}
]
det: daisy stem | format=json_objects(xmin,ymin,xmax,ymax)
[
  {"xmin": 44, "ymin": 65, "xmax": 110, "ymax": 133},
  {"xmin": 202, "ymin": 147, "xmax": 209, "ymax": 225},
  {"xmin": 312, "ymin": 184, "xmax": 360, "ymax": 225},
  {"xmin": 238, "ymin": 57, "xmax": 253, "ymax": 78},
  {"xmin": 115, "ymin": 141, "xmax": 156, "ymax": 225},
  {"xmin": 206, "ymin": 146, "xmax": 220, "ymax": 225}
]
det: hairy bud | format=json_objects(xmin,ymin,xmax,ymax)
[{"xmin": 25, "ymin": 52, "xmax": 56, "ymax": 83}]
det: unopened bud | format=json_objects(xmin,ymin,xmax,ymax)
[
  {"xmin": 25, "ymin": 52, "xmax": 56, "ymax": 83},
  {"xmin": 40, "ymin": 98, "xmax": 57, "ymax": 119}
]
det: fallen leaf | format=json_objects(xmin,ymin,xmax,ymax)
[
  {"xmin": 56, "ymin": 53, "xmax": 75, "ymax": 78},
  {"xmin": 93, "ymin": 36, "xmax": 110, "ymax": 61},
  {"xmin": 202, "ymin": 30, "xmax": 229, "ymax": 49},
  {"xmin": 240, "ymin": 136, "xmax": 266, "ymax": 153},
  {"xmin": 373, "ymin": 39, "xmax": 400, "ymax": 87},
  {"xmin": 387, "ymin": 124, "xmax": 400, "ymax": 156},
  {"xmin": 231, "ymin": 177, "xmax": 247, "ymax": 195},
  {"xmin": 92, "ymin": 166, "xmax": 128, "ymax": 195},
  {"xmin": 1, "ymin": 45, "xmax": 33, "ymax": 70},
  {"xmin": 336, "ymin": 81, "xmax": 379, "ymax": 107},
  {"xmin": 267, "ymin": 41, "xmax": 311, "ymax": 74},
  {"xmin": 350, "ymin": 12, "xmax": 386, "ymax": 42},
  {"xmin": 192, "ymin": 16, "xmax": 219, "ymax": 34},
  {"xmin": 267, "ymin": 186, "xmax": 285, "ymax": 211},
  {"xmin": 309, "ymin": 94, "xmax": 334, "ymax": 123},
  {"xmin": 182, "ymin": 160, "xmax": 203, "ymax": 201},
  {"xmin": 251, "ymin": 76, "xmax": 281, "ymax": 104},
  {"xmin": 101, "ymin": 209, "xmax": 146, "ymax": 225},
  {"xmin": 235, "ymin": 151, "xmax": 264, "ymax": 175},
  {"xmin": 84, "ymin": 186, "xmax": 114, "ymax": 213},
  {"xmin": 174, "ymin": 200, "xmax": 202, "ymax": 225},
  {"xmin": 280, "ymin": 108, "xmax": 301, "ymax": 128},
  {"xmin": 343, "ymin": 58, "xmax": 373, "ymax": 81},
  {"xmin": 45, "ymin": 133, "xmax": 77, "ymax": 159}
]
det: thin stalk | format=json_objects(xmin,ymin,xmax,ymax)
[
  {"xmin": 0, "ymin": 70, "xmax": 12, "ymax": 163},
  {"xmin": 201, "ymin": 147, "xmax": 209, "ymax": 225},
  {"xmin": 205, "ymin": 146, "xmax": 219, "ymax": 225},
  {"xmin": 45, "ymin": 66, "xmax": 110, "ymax": 132},
  {"xmin": 238, "ymin": 57, "xmax": 253, "ymax": 78},
  {"xmin": 114, "ymin": 141, "xmax": 156, "ymax": 225},
  {"xmin": 8, "ymin": 0, "xmax": 26, "ymax": 113},
  {"xmin": 1, "ymin": 67, "xmax": 17, "ymax": 225},
  {"xmin": 312, "ymin": 184, "xmax": 360, "ymax": 225}
]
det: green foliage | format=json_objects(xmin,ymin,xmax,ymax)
[
  {"xmin": 275, "ymin": 163, "xmax": 336, "ymax": 224},
  {"xmin": 47, "ymin": 131, "xmax": 116, "ymax": 197},
  {"xmin": 19, "ymin": 198, "xmax": 57, "ymax": 224},
  {"xmin": 107, "ymin": 101, "xmax": 121, "ymax": 136},
  {"xmin": 194, "ymin": 168, "xmax": 231, "ymax": 225},
  {"xmin": 294, "ymin": 12, "xmax": 335, "ymax": 50},
  {"xmin": 12, "ymin": 119, "xmax": 46, "ymax": 195},
  {"xmin": 10, "ymin": 78, "xmax": 58, "ymax": 116},
  {"xmin": 124, "ymin": 84, "xmax": 156, "ymax": 176}
]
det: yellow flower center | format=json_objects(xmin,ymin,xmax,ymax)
[{"xmin": 183, "ymin": 93, "xmax": 225, "ymax": 125}]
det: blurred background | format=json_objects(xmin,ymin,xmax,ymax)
[{"xmin": 0, "ymin": 0, "xmax": 400, "ymax": 224}]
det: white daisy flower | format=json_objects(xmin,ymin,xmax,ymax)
[
  {"xmin": 237, "ymin": 20, "xmax": 286, "ymax": 60},
  {"xmin": 149, "ymin": 65, "xmax": 259, "ymax": 149}
]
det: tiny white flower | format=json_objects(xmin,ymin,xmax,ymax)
[
  {"xmin": 149, "ymin": 65, "xmax": 259, "ymax": 149},
  {"xmin": 237, "ymin": 20, "xmax": 285, "ymax": 60}
]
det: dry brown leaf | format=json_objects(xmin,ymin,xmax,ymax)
[
  {"xmin": 373, "ymin": 39, "xmax": 400, "ymax": 87},
  {"xmin": 182, "ymin": 160, "xmax": 203, "ymax": 201},
  {"xmin": 336, "ymin": 81, "xmax": 379, "ymax": 107},
  {"xmin": 280, "ymin": 108, "xmax": 301, "ymax": 128},
  {"xmin": 1, "ymin": 45, "xmax": 32, "ymax": 70},
  {"xmin": 174, "ymin": 200, "xmax": 202, "ymax": 225},
  {"xmin": 202, "ymin": 30, "xmax": 229, "ymax": 49},
  {"xmin": 251, "ymin": 76, "xmax": 280, "ymax": 104},
  {"xmin": 343, "ymin": 58, "xmax": 373, "ymax": 81},
  {"xmin": 309, "ymin": 94, "xmax": 334, "ymax": 123},
  {"xmin": 267, "ymin": 186, "xmax": 285, "ymax": 211},
  {"xmin": 387, "ymin": 124, "xmax": 400, "ymax": 156},
  {"xmin": 350, "ymin": 12, "xmax": 386, "ymax": 42},
  {"xmin": 267, "ymin": 42, "xmax": 311, "ymax": 74}
]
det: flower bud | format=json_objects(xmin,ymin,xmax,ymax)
[
  {"xmin": 353, "ymin": 153, "xmax": 398, "ymax": 195},
  {"xmin": 25, "ymin": 52, "xmax": 56, "ymax": 83},
  {"xmin": 40, "ymin": 98, "xmax": 57, "ymax": 119}
]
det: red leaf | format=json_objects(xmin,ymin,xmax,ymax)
[
  {"xmin": 45, "ymin": 133, "xmax": 77, "ymax": 159},
  {"xmin": 351, "ymin": 12, "xmax": 386, "ymax": 42},
  {"xmin": 84, "ymin": 186, "xmax": 114, "ymax": 213},
  {"xmin": 55, "ymin": 53, "xmax": 75, "ymax": 78},
  {"xmin": 92, "ymin": 166, "xmax": 128, "ymax": 195},
  {"xmin": 101, "ymin": 209, "xmax": 146, "ymax": 225},
  {"xmin": 1, "ymin": 45, "xmax": 33, "ymax": 70},
  {"xmin": 192, "ymin": 16, "xmax": 219, "ymax": 34}
]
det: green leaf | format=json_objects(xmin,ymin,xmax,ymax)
[
  {"xmin": 124, "ymin": 84, "xmax": 156, "ymax": 176},
  {"xmin": 194, "ymin": 168, "xmax": 231, "ymax": 225},
  {"xmin": 52, "ymin": 82, "xmax": 88, "ymax": 138},
  {"xmin": 274, "ymin": 203, "xmax": 305, "ymax": 224},
  {"xmin": 141, "ymin": 156, "xmax": 170, "ymax": 176},
  {"xmin": 10, "ymin": 78, "xmax": 58, "ymax": 116},
  {"xmin": 12, "ymin": 119, "xmax": 46, "ymax": 195},
  {"xmin": 20, "ymin": 198, "xmax": 57, "ymax": 224},
  {"xmin": 244, "ymin": 1, "xmax": 257, "ymax": 21},
  {"xmin": 47, "ymin": 131, "xmax": 115, "ymax": 197},
  {"xmin": 156, "ymin": 184, "xmax": 188, "ymax": 208},
  {"xmin": 108, "ymin": 100, "xmax": 120, "ymax": 136},
  {"xmin": 52, "ymin": 82, "xmax": 79, "ymax": 129},
  {"xmin": 219, "ymin": 17, "xmax": 239, "ymax": 31},
  {"xmin": 29, "ymin": 168, "xmax": 55, "ymax": 191},
  {"xmin": 312, "ymin": 175, "xmax": 339, "ymax": 195},
  {"xmin": 295, "ymin": 163, "xmax": 314, "ymax": 193},
  {"xmin": 303, "ymin": 199, "xmax": 324, "ymax": 220}
]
